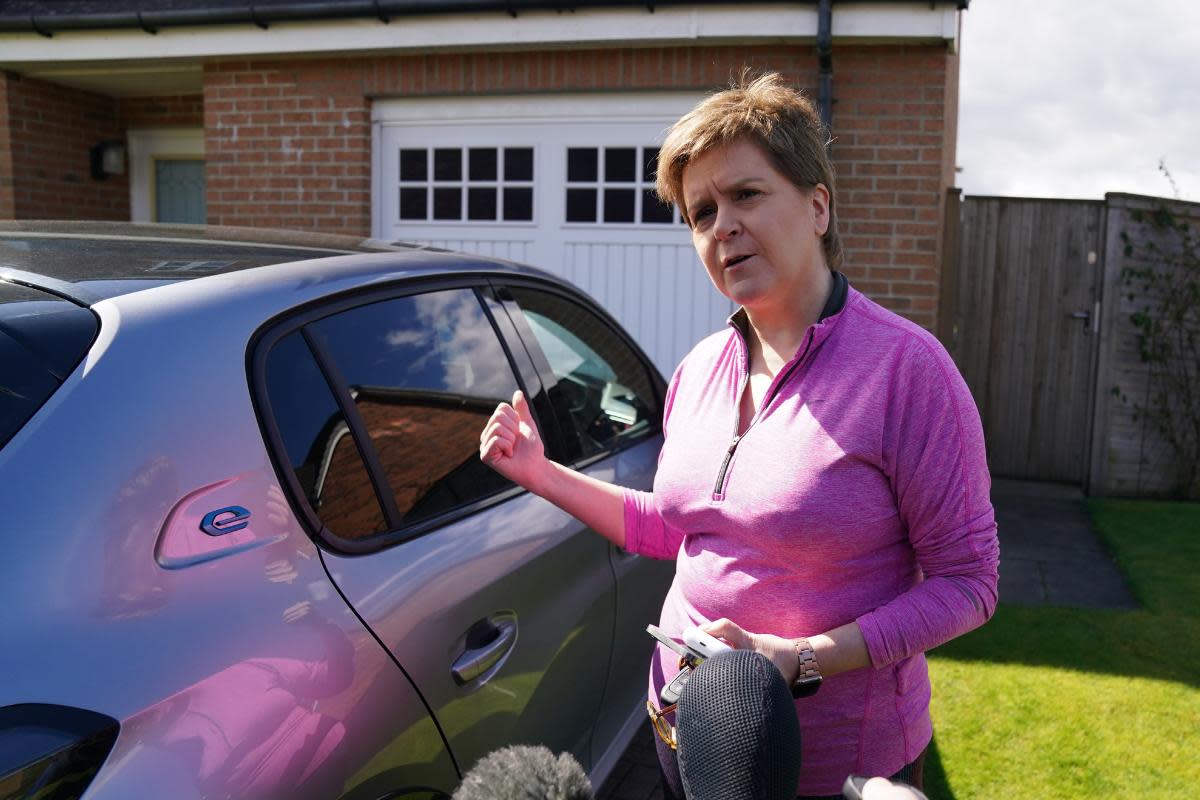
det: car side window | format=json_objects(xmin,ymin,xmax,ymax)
[
  {"xmin": 507, "ymin": 287, "xmax": 658, "ymax": 462},
  {"xmin": 306, "ymin": 288, "xmax": 519, "ymax": 531},
  {"xmin": 265, "ymin": 330, "xmax": 389, "ymax": 539}
]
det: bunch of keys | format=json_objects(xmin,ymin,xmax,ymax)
[{"xmin": 646, "ymin": 623, "xmax": 731, "ymax": 705}]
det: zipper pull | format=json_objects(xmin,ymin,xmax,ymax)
[{"xmin": 712, "ymin": 435, "xmax": 742, "ymax": 498}]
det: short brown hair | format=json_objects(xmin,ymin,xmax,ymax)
[{"xmin": 656, "ymin": 71, "xmax": 842, "ymax": 270}]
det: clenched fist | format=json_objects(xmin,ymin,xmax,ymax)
[{"xmin": 479, "ymin": 390, "xmax": 551, "ymax": 493}]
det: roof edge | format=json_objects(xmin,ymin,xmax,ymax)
[{"xmin": 0, "ymin": 1, "xmax": 968, "ymax": 34}]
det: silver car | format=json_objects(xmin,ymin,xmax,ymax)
[{"xmin": 0, "ymin": 222, "xmax": 673, "ymax": 799}]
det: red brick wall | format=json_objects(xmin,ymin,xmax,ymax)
[
  {"xmin": 1, "ymin": 71, "xmax": 128, "ymax": 220},
  {"xmin": 832, "ymin": 45, "xmax": 954, "ymax": 328},
  {"xmin": 204, "ymin": 44, "xmax": 955, "ymax": 328},
  {"xmin": 119, "ymin": 94, "xmax": 204, "ymax": 129},
  {"xmin": 203, "ymin": 61, "xmax": 371, "ymax": 234},
  {"xmin": 0, "ymin": 74, "xmax": 14, "ymax": 219}
]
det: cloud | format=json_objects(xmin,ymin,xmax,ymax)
[{"xmin": 958, "ymin": 0, "xmax": 1200, "ymax": 200}]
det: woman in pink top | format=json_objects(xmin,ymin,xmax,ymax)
[{"xmin": 480, "ymin": 72, "xmax": 999, "ymax": 798}]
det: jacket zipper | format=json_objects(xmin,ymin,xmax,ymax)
[{"xmin": 712, "ymin": 332, "xmax": 815, "ymax": 498}]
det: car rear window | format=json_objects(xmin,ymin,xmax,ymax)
[{"xmin": 0, "ymin": 281, "xmax": 98, "ymax": 450}]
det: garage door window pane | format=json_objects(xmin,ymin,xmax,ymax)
[
  {"xmin": 400, "ymin": 188, "xmax": 427, "ymax": 220},
  {"xmin": 566, "ymin": 188, "xmax": 596, "ymax": 223},
  {"xmin": 434, "ymin": 187, "xmax": 462, "ymax": 220},
  {"xmin": 400, "ymin": 149, "xmax": 427, "ymax": 181},
  {"xmin": 434, "ymin": 148, "xmax": 462, "ymax": 181},
  {"xmin": 642, "ymin": 147, "xmax": 659, "ymax": 182},
  {"xmin": 603, "ymin": 189, "xmax": 635, "ymax": 223},
  {"xmin": 469, "ymin": 148, "xmax": 498, "ymax": 181},
  {"xmin": 642, "ymin": 189, "xmax": 673, "ymax": 223},
  {"xmin": 509, "ymin": 288, "xmax": 658, "ymax": 461},
  {"xmin": 308, "ymin": 289, "xmax": 520, "ymax": 527},
  {"xmin": 265, "ymin": 331, "xmax": 389, "ymax": 539},
  {"xmin": 567, "ymin": 148, "xmax": 598, "ymax": 182},
  {"xmin": 605, "ymin": 148, "xmax": 636, "ymax": 182},
  {"xmin": 503, "ymin": 187, "xmax": 533, "ymax": 221},
  {"xmin": 468, "ymin": 187, "xmax": 497, "ymax": 221},
  {"xmin": 505, "ymin": 148, "xmax": 533, "ymax": 181}
]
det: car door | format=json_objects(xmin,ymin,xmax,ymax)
[
  {"xmin": 492, "ymin": 282, "xmax": 675, "ymax": 771},
  {"xmin": 256, "ymin": 280, "xmax": 618, "ymax": 778}
]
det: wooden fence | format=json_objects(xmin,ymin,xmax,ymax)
[{"xmin": 940, "ymin": 190, "xmax": 1200, "ymax": 496}]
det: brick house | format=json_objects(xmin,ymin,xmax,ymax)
[{"xmin": 0, "ymin": 0, "xmax": 968, "ymax": 372}]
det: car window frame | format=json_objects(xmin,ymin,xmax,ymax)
[
  {"xmin": 249, "ymin": 274, "xmax": 554, "ymax": 555},
  {"xmin": 488, "ymin": 278, "xmax": 666, "ymax": 470}
]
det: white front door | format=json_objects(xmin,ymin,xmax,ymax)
[{"xmin": 372, "ymin": 95, "xmax": 732, "ymax": 375}]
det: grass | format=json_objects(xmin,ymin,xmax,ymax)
[{"xmin": 923, "ymin": 499, "xmax": 1200, "ymax": 799}]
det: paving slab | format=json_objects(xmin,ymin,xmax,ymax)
[{"xmin": 597, "ymin": 479, "xmax": 1138, "ymax": 800}]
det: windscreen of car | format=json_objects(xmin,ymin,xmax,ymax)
[{"xmin": 0, "ymin": 281, "xmax": 98, "ymax": 450}]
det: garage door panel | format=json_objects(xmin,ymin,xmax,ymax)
[{"xmin": 414, "ymin": 237, "xmax": 534, "ymax": 263}]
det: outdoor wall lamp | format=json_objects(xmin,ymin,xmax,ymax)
[{"xmin": 90, "ymin": 139, "xmax": 126, "ymax": 181}]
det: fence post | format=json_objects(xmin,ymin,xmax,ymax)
[{"xmin": 937, "ymin": 187, "xmax": 962, "ymax": 355}]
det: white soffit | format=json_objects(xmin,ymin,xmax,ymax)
[{"xmin": 0, "ymin": 4, "xmax": 960, "ymax": 65}]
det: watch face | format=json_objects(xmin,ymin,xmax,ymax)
[{"xmin": 791, "ymin": 675, "xmax": 822, "ymax": 698}]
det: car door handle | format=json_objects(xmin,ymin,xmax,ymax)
[{"xmin": 452, "ymin": 617, "xmax": 517, "ymax": 685}]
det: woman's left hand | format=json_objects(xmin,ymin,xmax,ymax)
[{"xmin": 702, "ymin": 618, "xmax": 799, "ymax": 684}]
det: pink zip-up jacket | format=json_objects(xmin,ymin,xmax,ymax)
[{"xmin": 623, "ymin": 286, "xmax": 999, "ymax": 796}]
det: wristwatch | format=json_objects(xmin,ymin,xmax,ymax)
[{"xmin": 790, "ymin": 638, "xmax": 823, "ymax": 698}]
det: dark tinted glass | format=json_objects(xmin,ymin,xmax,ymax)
[
  {"xmin": 642, "ymin": 147, "xmax": 660, "ymax": 182},
  {"xmin": 503, "ymin": 187, "xmax": 534, "ymax": 221},
  {"xmin": 434, "ymin": 148, "xmax": 461, "ymax": 181},
  {"xmin": 0, "ymin": 333, "xmax": 59, "ymax": 451},
  {"xmin": 566, "ymin": 188, "xmax": 596, "ymax": 223},
  {"xmin": 400, "ymin": 188, "xmax": 427, "ymax": 220},
  {"xmin": 642, "ymin": 189, "xmax": 674, "ymax": 223},
  {"xmin": 505, "ymin": 148, "xmax": 534, "ymax": 181},
  {"xmin": 433, "ymin": 187, "xmax": 462, "ymax": 220},
  {"xmin": 605, "ymin": 147, "xmax": 637, "ymax": 182},
  {"xmin": 567, "ymin": 148, "xmax": 598, "ymax": 182},
  {"xmin": 0, "ymin": 298, "xmax": 97, "ymax": 379},
  {"xmin": 469, "ymin": 148, "xmax": 497, "ymax": 181},
  {"xmin": 603, "ymin": 189, "xmax": 635, "ymax": 223},
  {"xmin": 0, "ymin": 283, "xmax": 98, "ymax": 451},
  {"xmin": 265, "ymin": 331, "xmax": 388, "ymax": 539},
  {"xmin": 468, "ymin": 187, "xmax": 497, "ymax": 221},
  {"xmin": 400, "ymin": 149, "xmax": 427, "ymax": 181},
  {"xmin": 509, "ymin": 288, "xmax": 658, "ymax": 462},
  {"xmin": 308, "ymin": 289, "xmax": 518, "ymax": 527}
]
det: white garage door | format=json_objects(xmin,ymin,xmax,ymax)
[{"xmin": 372, "ymin": 94, "xmax": 734, "ymax": 376}]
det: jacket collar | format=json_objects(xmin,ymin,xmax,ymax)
[{"xmin": 727, "ymin": 270, "xmax": 850, "ymax": 357}]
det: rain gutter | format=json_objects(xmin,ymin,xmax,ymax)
[{"xmin": 0, "ymin": 1, "xmax": 970, "ymax": 36}]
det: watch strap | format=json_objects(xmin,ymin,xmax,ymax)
[{"xmin": 790, "ymin": 638, "xmax": 823, "ymax": 698}]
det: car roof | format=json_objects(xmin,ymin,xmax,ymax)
[{"xmin": 0, "ymin": 221, "xmax": 438, "ymax": 304}]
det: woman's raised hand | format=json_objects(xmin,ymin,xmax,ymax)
[{"xmin": 479, "ymin": 390, "xmax": 550, "ymax": 492}]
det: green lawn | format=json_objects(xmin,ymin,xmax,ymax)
[{"xmin": 924, "ymin": 499, "xmax": 1200, "ymax": 799}]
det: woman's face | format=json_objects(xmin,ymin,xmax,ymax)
[{"xmin": 682, "ymin": 138, "xmax": 830, "ymax": 314}]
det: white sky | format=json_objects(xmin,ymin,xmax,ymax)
[{"xmin": 957, "ymin": 0, "xmax": 1200, "ymax": 201}]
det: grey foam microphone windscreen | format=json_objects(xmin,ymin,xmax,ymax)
[
  {"xmin": 451, "ymin": 744, "xmax": 594, "ymax": 800},
  {"xmin": 676, "ymin": 649, "xmax": 802, "ymax": 800}
]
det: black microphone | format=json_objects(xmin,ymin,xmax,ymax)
[
  {"xmin": 451, "ymin": 744, "xmax": 594, "ymax": 800},
  {"xmin": 675, "ymin": 649, "xmax": 802, "ymax": 800}
]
